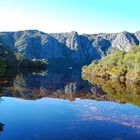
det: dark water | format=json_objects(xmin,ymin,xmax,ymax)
[{"xmin": 0, "ymin": 68, "xmax": 140, "ymax": 140}]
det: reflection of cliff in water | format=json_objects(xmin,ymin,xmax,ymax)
[
  {"xmin": 82, "ymin": 73, "xmax": 140, "ymax": 106},
  {"xmin": 1, "ymin": 68, "xmax": 140, "ymax": 106},
  {"xmin": 0, "ymin": 69, "xmax": 110, "ymax": 101}
]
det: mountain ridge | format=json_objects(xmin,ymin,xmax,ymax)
[{"xmin": 0, "ymin": 30, "xmax": 140, "ymax": 66}]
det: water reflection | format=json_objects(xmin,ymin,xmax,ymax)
[
  {"xmin": 82, "ymin": 73, "xmax": 140, "ymax": 106},
  {"xmin": 0, "ymin": 69, "xmax": 140, "ymax": 139},
  {"xmin": 0, "ymin": 69, "xmax": 109, "ymax": 101},
  {"xmin": 0, "ymin": 98, "xmax": 140, "ymax": 140},
  {"xmin": 1, "ymin": 68, "xmax": 140, "ymax": 106}
]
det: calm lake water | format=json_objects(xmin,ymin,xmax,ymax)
[{"xmin": 0, "ymin": 68, "xmax": 140, "ymax": 140}]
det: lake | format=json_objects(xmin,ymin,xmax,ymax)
[{"xmin": 0, "ymin": 68, "xmax": 140, "ymax": 140}]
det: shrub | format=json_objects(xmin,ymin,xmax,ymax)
[{"xmin": 82, "ymin": 45, "xmax": 140, "ymax": 83}]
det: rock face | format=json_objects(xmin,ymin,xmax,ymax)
[
  {"xmin": 0, "ymin": 30, "xmax": 140, "ymax": 66},
  {"xmin": 112, "ymin": 31, "xmax": 139, "ymax": 51},
  {"xmin": 135, "ymin": 31, "xmax": 140, "ymax": 44}
]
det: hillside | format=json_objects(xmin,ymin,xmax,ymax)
[
  {"xmin": 0, "ymin": 30, "xmax": 140, "ymax": 66},
  {"xmin": 82, "ymin": 45, "xmax": 140, "ymax": 84}
]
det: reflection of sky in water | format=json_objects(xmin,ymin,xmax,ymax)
[
  {"xmin": 73, "ymin": 100, "xmax": 140, "ymax": 130},
  {"xmin": 0, "ymin": 97, "xmax": 140, "ymax": 140}
]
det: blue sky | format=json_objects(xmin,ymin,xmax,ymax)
[{"xmin": 0, "ymin": 0, "xmax": 140, "ymax": 33}]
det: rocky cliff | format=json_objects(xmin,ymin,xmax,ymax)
[{"xmin": 0, "ymin": 30, "xmax": 140, "ymax": 66}]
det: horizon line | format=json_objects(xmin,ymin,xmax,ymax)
[{"xmin": 0, "ymin": 29, "xmax": 140, "ymax": 35}]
